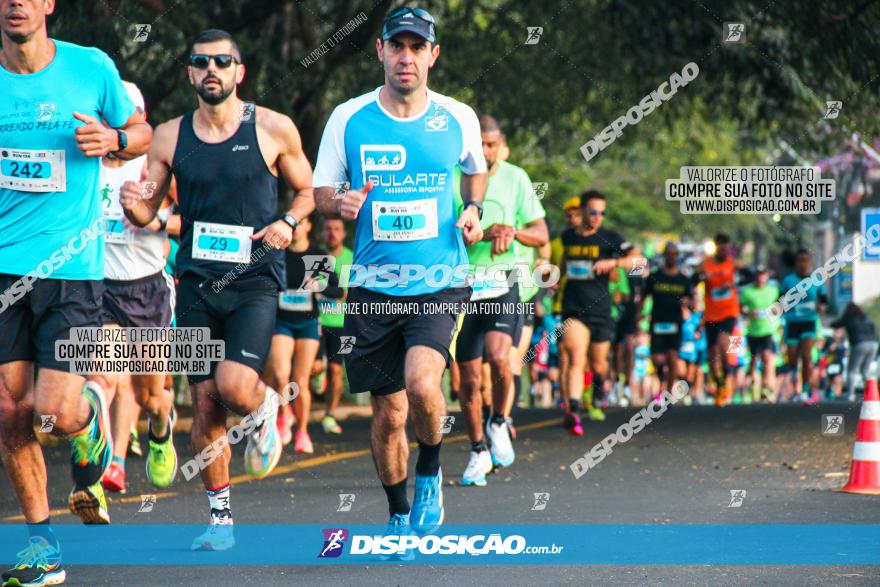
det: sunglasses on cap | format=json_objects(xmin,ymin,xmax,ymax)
[
  {"xmin": 190, "ymin": 54, "xmax": 239, "ymax": 69},
  {"xmin": 386, "ymin": 7, "xmax": 436, "ymax": 24}
]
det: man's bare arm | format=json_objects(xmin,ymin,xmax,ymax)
[
  {"xmin": 272, "ymin": 111, "xmax": 315, "ymax": 222},
  {"xmin": 120, "ymin": 119, "xmax": 177, "ymax": 226},
  {"xmin": 460, "ymin": 171, "xmax": 487, "ymax": 204}
]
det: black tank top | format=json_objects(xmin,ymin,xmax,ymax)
[{"xmin": 172, "ymin": 110, "xmax": 284, "ymax": 289}]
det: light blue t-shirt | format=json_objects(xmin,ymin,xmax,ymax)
[
  {"xmin": 780, "ymin": 272, "xmax": 827, "ymax": 323},
  {"xmin": 313, "ymin": 87, "xmax": 486, "ymax": 296},
  {"xmin": 0, "ymin": 40, "xmax": 135, "ymax": 280}
]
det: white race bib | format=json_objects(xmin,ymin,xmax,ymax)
[
  {"xmin": 711, "ymin": 286, "xmax": 732, "ymax": 301},
  {"xmin": 470, "ymin": 278, "xmax": 511, "ymax": 302},
  {"xmin": 103, "ymin": 210, "xmax": 133, "ymax": 244},
  {"xmin": 0, "ymin": 148, "xmax": 66, "ymax": 192},
  {"xmin": 566, "ymin": 260, "xmax": 593, "ymax": 280},
  {"xmin": 372, "ymin": 199, "xmax": 438, "ymax": 241},
  {"xmin": 192, "ymin": 221, "xmax": 253, "ymax": 264},
  {"xmin": 681, "ymin": 341, "xmax": 696, "ymax": 354},
  {"xmin": 279, "ymin": 289, "xmax": 313, "ymax": 312},
  {"xmin": 653, "ymin": 322, "xmax": 679, "ymax": 335}
]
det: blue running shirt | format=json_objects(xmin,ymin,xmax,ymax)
[
  {"xmin": 779, "ymin": 272, "xmax": 827, "ymax": 323},
  {"xmin": 313, "ymin": 87, "xmax": 486, "ymax": 296},
  {"xmin": 0, "ymin": 40, "xmax": 134, "ymax": 280}
]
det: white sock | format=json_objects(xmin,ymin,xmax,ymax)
[{"xmin": 206, "ymin": 484, "xmax": 231, "ymax": 513}]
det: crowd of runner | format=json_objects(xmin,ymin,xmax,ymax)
[{"xmin": 0, "ymin": 4, "xmax": 875, "ymax": 586}]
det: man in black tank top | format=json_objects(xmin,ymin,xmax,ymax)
[{"xmin": 120, "ymin": 29, "xmax": 314, "ymax": 551}]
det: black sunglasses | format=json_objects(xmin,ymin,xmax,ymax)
[
  {"xmin": 588, "ymin": 210, "xmax": 606, "ymax": 217},
  {"xmin": 387, "ymin": 7, "xmax": 435, "ymax": 23},
  {"xmin": 190, "ymin": 54, "xmax": 238, "ymax": 69}
]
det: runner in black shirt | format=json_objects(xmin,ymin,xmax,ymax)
[
  {"xmin": 640, "ymin": 243, "xmax": 693, "ymax": 399},
  {"xmin": 559, "ymin": 190, "xmax": 636, "ymax": 434}
]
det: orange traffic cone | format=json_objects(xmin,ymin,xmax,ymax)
[{"xmin": 839, "ymin": 378, "xmax": 880, "ymax": 494}]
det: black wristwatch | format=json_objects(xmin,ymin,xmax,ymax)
[
  {"xmin": 463, "ymin": 201, "xmax": 483, "ymax": 220},
  {"xmin": 114, "ymin": 129, "xmax": 128, "ymax": 153},
  {"xmin": 281, "ymin": 214, "xmax": 299, "ymax": 231}
]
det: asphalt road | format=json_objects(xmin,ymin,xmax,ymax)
[{"xmin": 1, "ymin": 402, "xmax": 878, "ymax": 586}]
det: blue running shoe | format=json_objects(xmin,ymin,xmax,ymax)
[
  {"xmin": 380, "ymin": 513, "xmax": 415, "ymax": 561},
  {"xmin": 1, "ymin": 537, "xmax": 65, "ymax": 587},
  {"xmin": 410, "ymin": 468, "xmax": 444, "ymax": 535}
]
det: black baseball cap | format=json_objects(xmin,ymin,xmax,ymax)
[{"xmin": 382, "ymin": 7, "xmax": 436, "ymax": 44}]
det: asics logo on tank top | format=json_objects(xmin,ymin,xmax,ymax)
[{"xmin": 232, "ymin": 144, "xmax": 249, "ymax": 152}]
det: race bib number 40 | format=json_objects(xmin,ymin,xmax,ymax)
[
  {"xmin": 372, "ymin": 199, "xmax": 438, "ymax": 241},
  {"xmin": 192, "ymin": 221, "xmax": 253, "ymax": 264},
  {"xmin": 0, "ymin": 148, "xmax": 66, "ymax": 192}
]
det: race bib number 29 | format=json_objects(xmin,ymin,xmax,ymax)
[
  {"xmin": 372, "ymin": 198, "xmax": 438, "ymax": 242},
  {"xmin": 192, "ymin": 221, "xmax": 253, "ymax": 264},
  {"xmin": 0, "ymin": 148, "xmax": 66, "ymax": 192}
]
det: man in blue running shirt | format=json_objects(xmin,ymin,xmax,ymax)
[
  {"xmin": 314, "ymin": 7, "xmax": 487, "ymax": 543},
  {"xmin": 0, "ymin": 1, "xmax": 151, "ymax": 584}
]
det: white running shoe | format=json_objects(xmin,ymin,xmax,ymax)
[
  {"xmin": 461, "ymin": 450, "xmax": 493, "ymax": 486},
  {"xmin": 244, "ymin": 390, "xmax": 282, "ymax": 479},
  {"xmin": 485, "ymin": 420, "xmax": 514, "ymax": 468}
]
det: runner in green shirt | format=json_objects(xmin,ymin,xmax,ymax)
[
  {"xmin": 456, "ymin": 116, "xmax": 547, "ymax": 487},
  {"xmin": 739, "ymin": 266, "xmax": 779, "ymax": 401},
  {"xmin": 317, "ymin": 218, "xmax": 353, "ymax": 434}
]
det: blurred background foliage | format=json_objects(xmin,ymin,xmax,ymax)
[{"xmin": 39, "ymin": 0, "xmax": 880, "ymax": 253}]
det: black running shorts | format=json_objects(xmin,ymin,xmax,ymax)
[
  {"xmin": 455, "ymin": 285, "xmax": 520, "ymax": 362},
  {"xmin": 101, "ymin": 271, "xmax": 175, "ymax": 328},
  {"xmin": 175, "ymin": 273, "xmax": 277, "ymax": 384},
  {"xmin": 343, "ymin": 286, "xmax": 470, "ymax": 395},
  {"xmin": 0, "ymin": 275, "xmax": 103, "ymax": 372}
]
